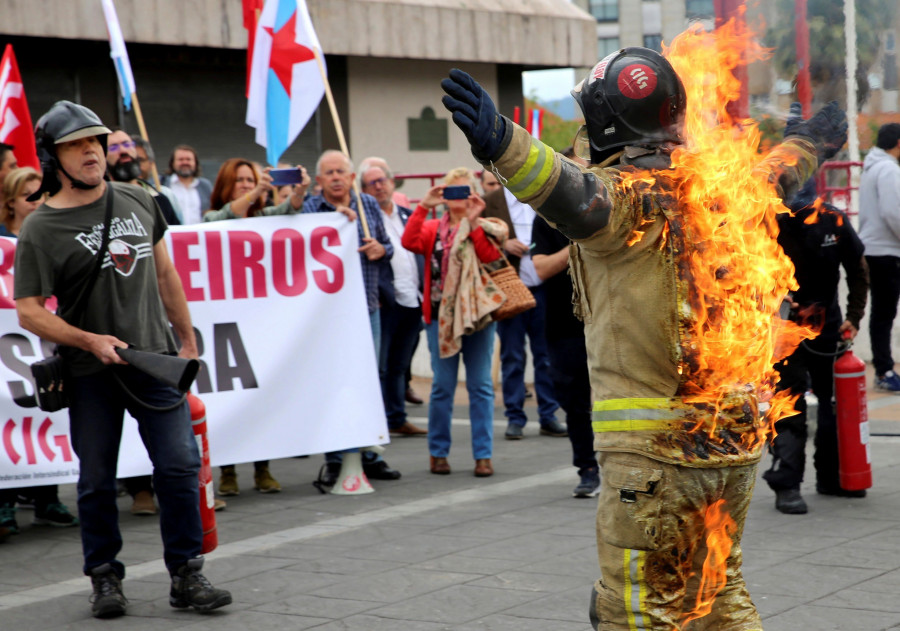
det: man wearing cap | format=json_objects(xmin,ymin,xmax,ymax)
[{"xmin": 13, "ymin": 101, "xmax": 231, "ymax": 618}]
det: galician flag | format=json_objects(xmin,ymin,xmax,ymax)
[
  {"xmin": 246, "ymin": 0, "xmax": 325, "ymax": 166},
  {"xmin": 0, "ymin": 44, "xmax": 39, "ymax": 169},
  {"xmin": 101, "ymin": 0, "xmax": 137, "ymax": 111}
]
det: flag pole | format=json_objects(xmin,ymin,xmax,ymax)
[
  {"xmin": 310, "ymin": 46, "xmax": 370, "ymax": 239},
  {"xmin": 129, "ymin": 92, "xmax": 162, "ymax": 191}
]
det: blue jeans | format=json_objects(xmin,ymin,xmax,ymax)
[
  {"xmin": 425, "ymin": 321, "xmax": 495, "ymax": 460},
  {"xmin": 380, "ymin": 302, "xmax": 423, "ymax": 429},
  {"xmin": 497, "ymin": 285, "xmax": 559, "ymax": 427},
  {"xmin": 68, "ymin": 366, "xmax": 201, "ymax": 578},
  {"xmin": 326, "ymin": 309, "xmax": 383, "ymax": 465}
]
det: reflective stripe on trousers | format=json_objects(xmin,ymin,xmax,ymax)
[
  {"xmin": 592, "ymin": 397, "xmax": 685, "ymax": 433},
  {"xmin": 624, "ymin": 548, "xmax": 649, "ymax": 630}
]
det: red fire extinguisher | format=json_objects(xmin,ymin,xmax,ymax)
[
  {"xmin": 189, "ymin": 393, "xmax": 218, "ymax": 553},
  {"xmin": 833, "ymin": 334, "xmax": 873, "ymax": 491}
]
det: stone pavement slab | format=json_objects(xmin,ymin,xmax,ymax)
[{"xmin": 2, "ymin": 383, "xmax": 900, "ymax": 630}]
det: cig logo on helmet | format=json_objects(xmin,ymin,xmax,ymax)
[
  {"xmin": 571, "ymin": 47, "xmax": 686, "ymax": 165},
  {"xmin": 618, "ymin": 64, "xmax": 657, "ymax": 99}
]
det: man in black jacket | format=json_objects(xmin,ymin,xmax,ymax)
[{"xmin": 764, "ymin": 174, "xmax": 869, "ymax": 514}]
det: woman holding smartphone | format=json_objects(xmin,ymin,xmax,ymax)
[
  {"xmin": 401, "ymin": 167, "xmax": 506, "ymax": 477},
  {"xmin": 202, "ymin": 160, "xmax": 311, "ymax": 496},
  {"xmin": 203, "ymin": 159, "xmax": 309, "ymax": 221}
]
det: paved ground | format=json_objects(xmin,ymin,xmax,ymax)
[{"xmin": 2, "ymin": 370, "xmax": 900, "ymax": 630}]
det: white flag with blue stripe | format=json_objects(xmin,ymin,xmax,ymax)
[
  {"xmin": 101, "ymin": 0, "xmax": 136, "ymax": 111},
  {"xmin": 246, "ymin": 0, "xmax": 325, "ymax": 166}
]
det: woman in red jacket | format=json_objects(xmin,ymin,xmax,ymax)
[{"xmin": 401, "ymin": 168, "xmax": 503, "ymax": 477}]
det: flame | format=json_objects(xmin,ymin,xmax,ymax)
[
  {"xmin": 802, "ymin": 196, "xmax": 844, "ymax": 226},
  {"xmin": 683, "ymin": 499, "xmax": 738, "ymax": 624},
  {"xmin": 624, "ymin": 16, "xmax": 817, "ymax": 448},
  {"xmin": 627, "ymin": 16, "xmax": 824, "ymax": 623}
]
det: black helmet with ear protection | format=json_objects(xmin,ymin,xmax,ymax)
[
  {"xmin": 571, "ymin": 47, "xmax": 686, "ymax": 165},
  {"xmin": 32, "ymin": 100, "xmax": 111, "ymax": 197}
]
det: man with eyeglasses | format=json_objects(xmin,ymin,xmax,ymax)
[
  {"xmin": 131, "ymin": 137, "xmax": 182, "ymax": 218},
  {"xmin": 303, "ymin": 150, "xmax": 403, "ymax": 486},
  {"xmin": 360, "ymin": 161, "xmax": 426, "ymax": 438},
  {"xmin": 132, "ymin": 137, "xmax": 154, "ymax": 181},
  {"xmin": 107, "ymin": 130, "xmax": 181, "ymax": 225}
]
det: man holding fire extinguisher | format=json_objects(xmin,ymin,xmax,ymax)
[{"xmin": 764, "ymin": 107, "xmax": 869, "ymax": 514}]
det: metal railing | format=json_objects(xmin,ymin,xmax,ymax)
[{"xmin": 817, "ymin": 161, "xmax": 862, "ymax": 215}]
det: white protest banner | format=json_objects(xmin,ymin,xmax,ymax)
[{"xmin": 0, "ymin": 213, "xmax": 388, "ymax": 488}]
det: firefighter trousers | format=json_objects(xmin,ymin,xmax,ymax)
[{"xmin": 590, "ymin": 452, "xmax": 762, "ymax": 631}]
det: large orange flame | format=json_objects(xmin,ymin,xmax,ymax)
[
  {"xmin": 683, "ymin": 499, "xmax": 738, "ymax": 625},
  {"xmin": 625, "ymin": 17, "xmax": 817, "ymax": 449},
  {"xmin": 666, "ymin": 18, "xmax": 813, "ymax": 421},
  {"xmin": 644, "ymin": 16, "xmax": 819, "ymax": 622}
]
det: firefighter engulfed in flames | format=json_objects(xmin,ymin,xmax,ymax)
[{"xmin": 441, "ymin": 33, "xmax": 847, "ymax": 631}]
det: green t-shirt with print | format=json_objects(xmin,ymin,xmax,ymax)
[{"xmin": 14, "ymin": 182, "xmax": 178, "ymax": 376}]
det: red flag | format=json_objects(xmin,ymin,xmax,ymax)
[
  {"xmin": 243, "ymin": 0, "xmax": 265, "ymax": 97},
  {"xmin": 0, "ymin": 45, "xmax": 39, "ymax": 170}
]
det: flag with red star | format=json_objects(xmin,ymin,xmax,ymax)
[{"xmin": 246, "ymin": 0, "xmax": 324, "ymax": 166}]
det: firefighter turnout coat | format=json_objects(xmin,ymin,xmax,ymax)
[{"xmin": 480, "ymin": 120, "xmax": 818, "ymax": 631}]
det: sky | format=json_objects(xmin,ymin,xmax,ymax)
[{"xmin": 522, "ymin": 67, "xmax": 578, "ymax": 103}]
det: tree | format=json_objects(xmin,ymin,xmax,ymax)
[
  {"xmin": 524, "ymin": 98, "xmax": 583, "ymax": 153},
  {"xmin": 765, "ymin": 0, "xmax": 897, "ymax": 109}
]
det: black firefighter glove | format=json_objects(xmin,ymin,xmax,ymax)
[
  {"xmin": 441, "ymin": 69, "xmax": 506, "ymax": 161},
  {"xmin": 784, "ymin": 100, "xmax": 848, "ymax": 163}
]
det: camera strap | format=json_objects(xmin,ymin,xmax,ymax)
[{"xmin": 68, "ymin": 185, "xmax": 115, "ymax": 327}]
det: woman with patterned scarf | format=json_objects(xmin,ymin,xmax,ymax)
[{"xmin": 401, "ymin": 167, "xmax": 507, "ymax": 477}]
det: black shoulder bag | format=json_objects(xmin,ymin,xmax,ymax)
[{"xmin": 31, "ymin": 187, "xmax": 115, "ymax": 412}]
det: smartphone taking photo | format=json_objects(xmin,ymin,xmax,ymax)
[
  {"xmin": 443, "ymin": 185, "xmax": 471, "ymax": 200},
  {"xmin": 269, "ymin": 168, "xmax": 304, "ymax": 186}
]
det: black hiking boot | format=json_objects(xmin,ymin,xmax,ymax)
[
  {"xmin": 169, "ymin": 557, "xmax": 232, "ymax": 612},
  {"xmin": 90, "ymin": 564, "xmax": 127, "ymax": 618}
]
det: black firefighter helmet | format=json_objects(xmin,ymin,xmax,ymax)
[
  {"xmin": 31, "ymin": 100, "xmax": 111, "ymax": 198},
  {"xmin": 571, "ymin": 47, "xmax": 686, "ymax": 165}
]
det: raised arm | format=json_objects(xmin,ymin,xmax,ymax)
[{"xmin": 441, "ymin": 69, "xmax": 613, "ymax": 241}]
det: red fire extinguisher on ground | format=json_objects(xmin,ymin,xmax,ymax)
[
  {"xmin": 833, "ymin": 333, "xmax": 873, "ymax": 491},
  {"xmin": 189, "ymin": 393, "xmax": 218, "ymax": 553}
]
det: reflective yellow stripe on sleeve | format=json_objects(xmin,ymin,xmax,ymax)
[
  {"xmin": 592, "ymin": 397, "xmax": 683, "ymax": 433},
  {"xmin": 506, "ymin": 137, "xmax": 555, "ymax": 199},
  {"xmin": 623, "ymin": 548, "xmax": 649, "ymax": 630}
]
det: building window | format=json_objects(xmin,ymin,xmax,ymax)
[
  {"xmin": 598, "ymin": 37, "xmax": 621, "ymax": 60},
  {"xmin": 686, "ymin": 0, "xmax": 714, "ymax": 18},
  {"xmin": 589, "ymin": 0, "xmax": 618, "ymax": 22},
  {"xmin": 644, "ymin": 34, "xmax": 663, "ymax": 52}
]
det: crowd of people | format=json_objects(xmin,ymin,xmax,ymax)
[
  {"xmin": 0, "ymin": 101, "xmax": 592, "ymax": 613},
  {"xmin": 0, "ymin": 53, "xmax": 895, "ymax": 626}
]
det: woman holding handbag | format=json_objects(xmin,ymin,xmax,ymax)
[{"xmin": 401, "ymin": 167, "xmax": 506, "ymax": 477}]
